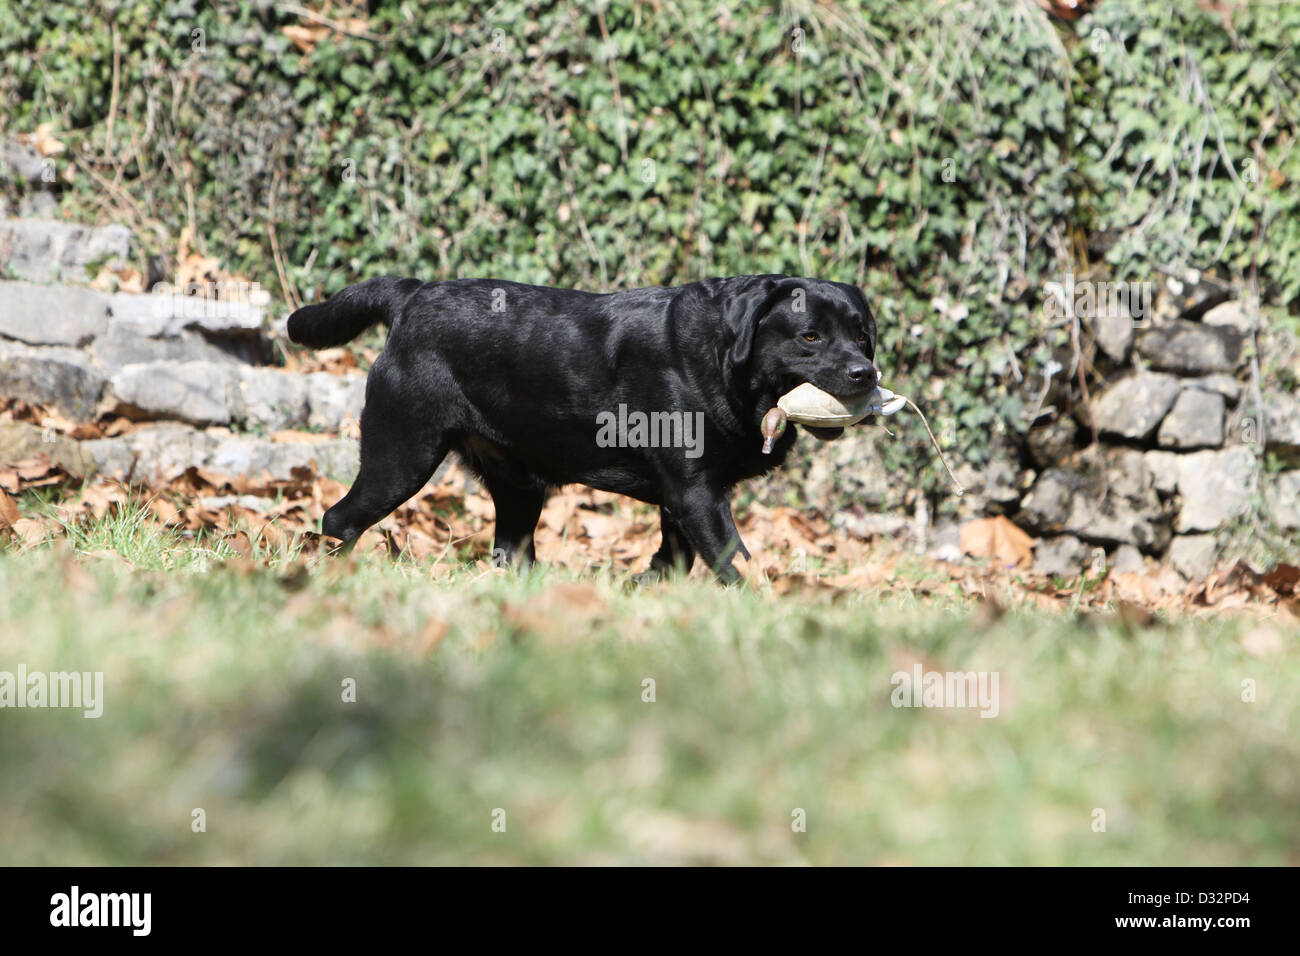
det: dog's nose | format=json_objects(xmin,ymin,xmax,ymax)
[{"xmin": 846, "ymin": 363, "xmax": 876, "ymax": 386}]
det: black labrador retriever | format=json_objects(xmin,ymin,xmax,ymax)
[{"xmin": 287, "ymin": 275, "xmax": 879, "ymax": 582}]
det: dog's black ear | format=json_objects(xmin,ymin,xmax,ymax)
[
  {"xmin": 720, "ymin": 275, "xmax": 803, "ymax": 369},
  {"xmin": 858, "ymin": 290, "xmax": 879, "ymax": 360}
]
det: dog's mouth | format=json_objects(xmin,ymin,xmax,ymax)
[
  {"xmin": 779, "ymin": 379, "xmax": 873, "ymax": 403},
  {"xmin": 799, "ymin": 376, "xmax": 877, "ymax": 402},
  {"xmin": 803, "ymin": 424, "xmax": 846, "ymax": 441},
  {"xmin": 829, "ymin": 385, "xmax": 874, "ymax": 401}
]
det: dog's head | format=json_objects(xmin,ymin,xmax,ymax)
[{"xmin": 721, "ymin": 275, "xmax": 879, "ymax": 402}]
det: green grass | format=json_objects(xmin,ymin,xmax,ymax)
[{"xmin": 0, "ymin": 509, "xmax": 1296, "ymax": 865}]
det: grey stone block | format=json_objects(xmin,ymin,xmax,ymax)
[
  {"xmin": 1169, "ymin": 534, "xmax": 1218, "ymax": 581},
  {"xmin": 1157, "ymin": 388, "xmax": 1225, "ymax": 450},
  {"xmin": 1136, "ymin": 319, "xmax": 1244, "ymax": 374},
  {"xmin": 305, "ymin": 372, "xmax": 366, "ymax": 431},
  {"xmin": 1262, "ymin": 390, "xmax": 1300, "ymax": 455},
  {"xmin": 0, "ymin": 138, "xmax": 48, "ymax": 183},
  {"xmin": 1175, "ymin": 446, "xmax": 1257, "ymax": 532},
  {"xmin": 1201, "ymin": 300, "xmax": 1258, "ymax": 333},
  {"xmin": 1110, "ymin": 544, "xmax": 1145, "ymax": 574},
  {"xmin": 0, "ymin": 219, "xmax": 131, "ymax": 284},
  {"xmin": 1091, "ymin": 312, "xmax": 1135, "ymax": 362},
  {"xmin": 0, "ymin": 421, "xmax": 98, "ymax": 475},
  {"xmin": 1181, "ymin": 373, "xmax": 1241, "ymax": 402},
  {"xmin": 91, "ymin": 322, "xmax": 242, "ymax": 370},
  {"xmin": 1034, "ymin": 534, "xmax": 1088, "ymax": 578},
  {"xmin": 233, "ymin": 367, "xmax": 308, "ymax": 430},
  {"xmin": 109, "ymin": 361, "xmax": 234, "ymax": 425},
  {"xmin": 1019, "ymin": 450, "xmax": 1167, "ymax": 551},
  {"xmin": 0, "ymin": 341, "xmax": 106, "ymax": 420},
  {"xmin": 1143, "ymin": 450, "xmax": 1181, "ymax": 495},
  {"xmin": 0, "ymin": 281, "xmax": 109, "ymax": 346},
  {"xmin": 206, "ymin": 434, "xmax": 357, "ymax": 481},
  {"xmin": 1092, "ymin": 372, "xmax": 1181, "ymax": 441},
  {"xmin": 1264, "ymin": 471, "xmax": 1300, "ymax": 531},
  {"xmin": 1025, "ymin": 415, "xmax": 1078, "ymax": 468},
  {"xmin": 83, "ymin": 424, "xmax": 218, "ymax": 481},
  {"xmin": 107, "ymin": 289, "xmax": 265, "ymax": 337}
]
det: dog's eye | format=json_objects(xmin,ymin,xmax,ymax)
[{"xmin": 801, "ymin": 332, "xmax": 820, "ymax": 343}]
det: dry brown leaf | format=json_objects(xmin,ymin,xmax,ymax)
[
  {"xmin": 90, "ymin": 264, "xmax": 145, "ymax": 294},
  {"xmin": 23, "ymin": 122, "xmax": 66, "ymax": 157},
  {"xmin": 0, "ymin": 456, "xmax": 67, "ymax": 493},
  {"xmin": 960, "ymin": 516, "xmax": 1035, "ymax": 568},
  {"xmin": 223, "ymin": 530, "xmax": 253, "ymax": 558},
  {"xmin": 825, "ymin": 560, "xmax": 894, "ymax": 591},
  {"xmin": 148, "ymin": 497, "xmax": 182, "ymax": 525},
  {"xmin": 270, "ymin": 429, "xmax": 333, "ymax": 444},
  {"xmin": 1263, "ymin": 563, "xmax": 1300, "ymax": 596},
  {"xmin": 0, "ymin": 487, "xmax": 19, "ymax": 531},
  {"xmin": 768, "ymin": 572, "xmax": 835, "ymax": 596},
  {"xmin": 463, "ymin": 492, "xmax": 494, "ymax": 520},
  {"xmin": 102, "ymin": 418, "xmax": 139, "ymax": 437},
  {"xmin": 175, "ymin": 226, "xmax": 224, "ymax": 288},
  {"xmin": 540, "ymin": 493, "xmax": 578, "ymax": 533},
  {"xmin": 282, "ymin": 23, "xmax": 330, "ymax": 54},
  {"xmin": 11, "ymin": 517, "xmax": 48, "ymax": 546},
  {"xmin": 81, "ymin": 482, "xmax": 127, "ymax": 519}
]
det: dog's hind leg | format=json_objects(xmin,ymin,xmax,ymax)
[
  {"xmin": 321, "ymin": 389, "xmax": 449, "ymax": 548},
  {"xmin": 481, "ymin": 470, "xmax": 547, "ymax": 567}
]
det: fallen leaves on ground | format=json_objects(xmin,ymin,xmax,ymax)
[
  {"xmin": 0, "ymin": 457, "xmax": 68, "ymax": 494},
  {"xmin": 281, "ymin": 345, "xmax": 373, "ymax": 375},
  {"xmin": 2, "ymin": 396, "xmax": 140, "ymax": 441},
  {"xmin": 0, "ymin": 448, "xmax": 1296, "ymax": 624}
]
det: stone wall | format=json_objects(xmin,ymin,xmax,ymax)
[
  {"xmin": 0, "ymin": 272, "xmax": 364, "ymax": 485},
  {"xmin": 1015, "ymin": 280, "xmax": 1299, "ymax": 579},
  {"xmin": 1, "ymin": 137, "xmax": 367, "ymax": 488}
]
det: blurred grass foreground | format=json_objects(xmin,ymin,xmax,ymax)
[{"xmin": 1, "ymin": 510, "xmax": 1296, "ymax": 865}]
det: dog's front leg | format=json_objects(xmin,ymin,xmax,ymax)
[
  {"xmin": 665, "ymin": 486, "xmax": 749, "ymax": 585},
  {"xmin": 648, "ymin": 507, "xmax": 697, "ymax": 577}
]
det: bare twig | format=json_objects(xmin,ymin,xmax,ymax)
[
  {"xmin": 105, "ymin": 24, "xmax": 121, "ymax": 158},
  {"xmin": 276, "ymin": 3, "xmax": 386, "ymax": 41},
  {"xmin": 594, "ymin": 8, "xmax": 629, "ymax": 166}
]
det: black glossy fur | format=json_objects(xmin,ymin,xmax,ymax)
[{"xmin": 287, "ymin": 275, "xmax": 879, "ymax": 582}]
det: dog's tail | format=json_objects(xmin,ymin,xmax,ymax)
[{"xmin": 287, "ymin": 276, "xmax": 423, "ymax": 348}]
